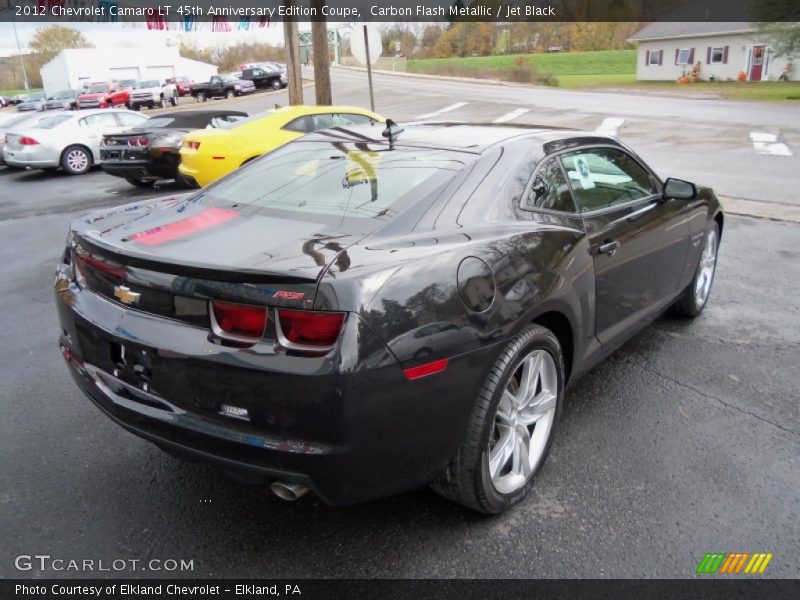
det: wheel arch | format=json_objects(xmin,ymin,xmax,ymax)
[
  {"xmin": 531, "ymin": 310, "xmax": 575, "ymax": 384},
  {"xmin": 714, "ymin": 211, "xmax": 724, "ymax": 240}
]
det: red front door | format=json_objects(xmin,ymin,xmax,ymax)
[{"xmin": 749, "ymin": 46, "xmax": 765, "ymax": 81}]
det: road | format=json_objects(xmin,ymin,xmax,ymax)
[{"xmin": 0, "ymin": 73, "xmax": 798, "ymax": 579}]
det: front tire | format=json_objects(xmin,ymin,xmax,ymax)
[
  {"xmin": 432, "ymin": 324, "xmax": 564, "ymax": 514},
  {"xmin": 671, "ymin": 222, "xmax": 719, "ymax": 318},
  {"xmin": 225, "ymin": 89, "xmax": 235, "ymax": 100},
  {"xmin": 271, "ymin": 79, "xmax": 282, "ymax": 90},
  {"xmin": 60, "ymin": 145, "xmax": 92, "ymax": 175},
  {"xmin": 196, "ymin": 93, "xmax": 206, "ymax": 103},
  {"xmin": 170, "ymin": 94, "xmax": 178, "ymax": 107},
  {"xmin": 159, "ymin": 96, "xmax": 167, "ymax": 109}
]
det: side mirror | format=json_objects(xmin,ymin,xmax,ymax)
[{"xmin": 664, "ymin": 177, "xmax": 697, "ymax": 200}]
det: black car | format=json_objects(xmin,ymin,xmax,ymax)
[
  {"xmin": 55, "ymin": 123, "xmax": 723, "ymax": 513},
  {"xmin": 99, "ymin": 109, "xmax": 248, "ymax": 187},
  {"xmin": 241, "ymin": 66, "xmax": 287, "ymax": 90}
]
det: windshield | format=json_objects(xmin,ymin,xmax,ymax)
[
  {"xmin": 53, "ymin": 90, "xmax": 75, "ymax": 99},
  {"xmin": 144, "ymin": 117, "xmax": 176, "ymax": 128},
  {"xmin": 27, "ymin": 92, "xmax": 45, "ymax": 101},
  {"xmin": 34, "ymin": 115, "xmax": 74, "ymax": 129},
  {"xmin": 119, "ymin": 80, "xmax": 138, "ymax": 88},
  {"xmin": 222, "ymin": 76, "xmax": 239, "ymax": 83},
  {"xmin": 140, "ymin": 80, "xmax": 159, "ymax": 88},
  {"xmin": 199, "ymin": 141, "xmax": 475, "ymax": 221},
  {"xmin": 88, "ymin": 85, "xmax": 109, "ymax": 93}
]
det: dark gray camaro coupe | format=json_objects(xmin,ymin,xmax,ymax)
[{"xmin": 55, "ymin": 122, "xmax": 722, "ymax": 513}]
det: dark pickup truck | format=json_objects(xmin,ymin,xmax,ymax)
[
  {"xmin": 191, "ymin": 75, "xmax": 256, "ymax": 102},
  {"xmin": 241, "ymin": 66, "xmax": 287, "ymax": 90}
]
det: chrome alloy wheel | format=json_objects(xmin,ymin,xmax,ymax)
[
  {"xmin": 694, "ymin": 228, "xmax": 718, "ymax": 307},
  {"xmin": 66, "ymin": 149, "xmax": 89, "ymax": 173},
  {"xmin": 488, "ymin": 349, "xmax": 558, "ymax": 494}
]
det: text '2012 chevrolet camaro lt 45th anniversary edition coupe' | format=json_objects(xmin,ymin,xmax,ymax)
[{"xmin": 56, "ymin": 122, "xmax": 722, "ymax": 513}]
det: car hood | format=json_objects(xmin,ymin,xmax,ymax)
[
  {"xmin": 134, "ymin": 87, "xmax": 160, "ymax": 94},
  {"xmin": 79, "ymin": 93, "xmax": 107, "ymax": 99},
  {"xmin": 71, "ymin": 194, "xmax": 363, "ymax": 282}
]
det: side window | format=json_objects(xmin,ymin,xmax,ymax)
[
  {"xmin": 333, "ymin": 113, "xmax": 375, "ymax": 126},
  {"xmin": 283, "ymin": 115, "xmax": 314, "ymax": 133},
  {"xmin": 83, "ymin": 113, "xmax": 119, "ymax": 128},
  {"xmin": 209, "ymin": 115, "xmax": 244, "ymax": 129},
  {"xmin": 310, "ymin": 114, "xmax": 337, "ymax": 130},
  {"xmin": 523, "ymin": 158, "xmax": 576, "ymax": 213},
  {"xmin": 559, "ymin": 148, "xmax": 657, "ymax": 213}
]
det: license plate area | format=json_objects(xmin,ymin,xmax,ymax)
[{"xmin": 109, "ymin": 340, "xmax": 153, "ymax": 389}]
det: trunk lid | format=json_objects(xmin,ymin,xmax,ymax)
[{"xmin": 72, "ymin": 194, "xmax": 360, "ymax": 288}]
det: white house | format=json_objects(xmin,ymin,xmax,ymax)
[
  {"xmin": 39, "ymin": 47, "xmax": 219, "ymax": 95},
  {"xmin": 629, "ymin": 22, "xmax": 797, "ymax": 82}
]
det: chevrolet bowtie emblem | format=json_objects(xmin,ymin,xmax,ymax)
[{"xmin": 113, "ymin": 285, "xmax": 141, "ymax": 305}]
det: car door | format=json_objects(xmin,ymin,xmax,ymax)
[
  {"xmin": 559, "ymin": 146, "xmax": 690, "ymax": 346},
  {"xmin": 80, "ymin": 112, "xmax": 125, "ymax": 157}
]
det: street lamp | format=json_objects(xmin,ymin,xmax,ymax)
[{"xmin": 11, "ymin": 3, "xmax": 31, "ymax": 93}]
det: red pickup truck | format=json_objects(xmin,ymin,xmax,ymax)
[
  {"xmin": 166, "ymin": 76, "xmax": 195, "ymax": 96},
  {"xmin": 77, "ymin": 82, "xmax": 131, "ymax": 109}
]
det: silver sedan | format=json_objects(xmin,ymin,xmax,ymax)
[
  {"xmin": 0, "ymin": 112, "xmax": 52, "ymax": 166},
  {"xmin": 3, "ymin": 109, "xmax": 147, "ymax": 174}
]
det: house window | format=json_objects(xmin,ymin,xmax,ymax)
[
  {"xmin": 676, "ymin": 48, "xmax": 692, "ymax": 65},
  {"xmin": 710, "ymin": 47, "xmax": 725, "ymax": 64},
  {"xmin": 648, "ymin": 50, "xmax": 661, "ymax": 65}
]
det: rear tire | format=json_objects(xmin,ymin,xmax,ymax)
[
  {"xmin": 431, "ymin": 324, "xmax": 564, "ymax": 514},
  {"xmin": 60, "ymin": 145, "xmax": 92, "ymax": 175},
  {"xmin": 170, "ymin": 94, "xmax": 178, "ymax": 107},
  {"xmin": 671, "ymin": 222, "xmax": 719, "ymax": 318}
]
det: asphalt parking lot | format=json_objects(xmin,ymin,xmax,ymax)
[{"xmin": 0, "ymin": 72, "xmax": 798, "ymax": 578}]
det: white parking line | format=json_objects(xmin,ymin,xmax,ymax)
[
  {"xmin": 595, "ymin": 117, "xmax": 626, "ymax": 137},
  {"xmin": 493, "ymin": 108, "xmax": 530, "ymax": 123},
  {"xmin": 415, "ymin": 102, "xmax": 468, "ymax": 120},
  {"xmin": 750, "ymin": 132, "xmax": 793, "ymax": 156}
]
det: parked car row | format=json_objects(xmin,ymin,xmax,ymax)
[{"xmin": 1, "ymin": 105, "xmax": 382, "ymax": 187}]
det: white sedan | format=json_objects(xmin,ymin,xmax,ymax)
[{"xmin": 2, "ymin": 109, "xmax": 147, "ymax": 175}]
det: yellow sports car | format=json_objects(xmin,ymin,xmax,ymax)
[{"xmin": 178, "ymin": 105, "xmax": 384, "ymax": 187}]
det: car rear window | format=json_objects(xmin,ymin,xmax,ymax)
[
  {"xmin": 34, "ymin": 115, "xmax": 74, "ymax": 129},
  {"xmin": 200, "ymin": 141, "xmax": 475, "ymax": 220}
]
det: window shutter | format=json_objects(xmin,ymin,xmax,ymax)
[
  {"xmin": 706, "ymin": 47, "xmax": 712, "ymax": 63},
  {"xmin": 675, "ymin": 49, "xmax": 680, "ymax": 64},
  {"xmin": 658, "ymin": 50, "xmax": 663, "ymax": 65},
  {"xmin": 645, "ymin": 50, "xmax": 650, "ymax": 66},
  {"xmin": 723, "ymin": 46, "xmax": 729, "ymax": 64},
  {"xmin": 688, "ymin": 48, "xmax": 695, "ymax": 63}
]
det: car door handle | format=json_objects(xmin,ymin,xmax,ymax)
[{"xmin": 597, "ymin": 240, "xmax": 620, "ymax": 256}]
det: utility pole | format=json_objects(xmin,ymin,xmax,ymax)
[
  {"xmin": 11, "ymin": 10, "xmax": 30, "ymax": 93},
  {"xmin": 282, "ymin": 1, "xmax": 303, "ymax": 105},
  {"xmin": 311, "ymin": 0, "xmax": 332, "ymax": 105}
]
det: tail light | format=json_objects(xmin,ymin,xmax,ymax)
[
  {"xmin": 129, "ymin": 136, "xmax": 149, "ymax": 147},
  {"xmin": 185, "ymin": 140, "xmax": 201, "ymax": 150},
  {"xmin": 277, "ymin": 310, "xmax": 345, "ymax": 350},
  {"xmin": 19, "ymin": 137, "xmax": 39, "ymax": 145},
  {"xmin": 211, "ymin": 301, "xmax": 267, "ymax": 339}
]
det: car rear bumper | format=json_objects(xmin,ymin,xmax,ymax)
[
  {"xmin": 56, "ymin": 278, "xmax": 495, "ymax": 505},
  {"xmin": 178, "ymin": 157, "xmax": 224, "ymax": 187},
  {"xmin": 3, "ymin": 146, "xmax": 59, "ymax": 168}
]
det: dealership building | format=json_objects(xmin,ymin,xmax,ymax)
[{"xmin": 39, "ymin": 46, "xmax": 218, "ymax": 96}]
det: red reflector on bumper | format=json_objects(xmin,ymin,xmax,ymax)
[{"xmin": 403, "ymin": 358, "xmax": 449, "ymax": 381}]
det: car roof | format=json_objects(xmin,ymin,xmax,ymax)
[{"xmin": 303, "ymin": 122, "xmax": 622, "ymax": 154}]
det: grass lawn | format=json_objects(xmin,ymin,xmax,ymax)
[
  {"xmin": 407, "ymin": 50, "xmax": 636, "ymax": 86},
  {"xmin": 0, "ymin": 88, "xmax": 42, "ymax": 97},
  {"xmin": 615, "ymin": 80, "xmax": 800, "ymax": 102}
]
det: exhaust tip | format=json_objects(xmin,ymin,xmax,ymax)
[{"xmin": 270, "ymin": 481, "xmax": 309, "ymax": 502}]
